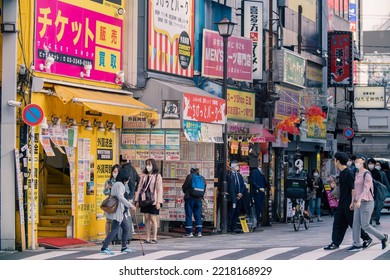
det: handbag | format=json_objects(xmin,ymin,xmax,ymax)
[
  {"xmin": 100, "ymin": 195, "xmax": 119, "ymax": 213},
  {"xmin": 139, "ymin": 175, "xmax": 157, "ymax": 207}
]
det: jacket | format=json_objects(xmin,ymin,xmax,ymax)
[
  {"xmin": 182, "ymin": 172, "xmax": 206, "ymax": 200},
  {"xmin": 134, "ymin": 173, "xmax": 164, "ymax": 206},
  {"xmin": 104, "ymin": 181, "xmax": 132, "ymax": 223},
  {"xmin": 122, "ymin": 162, "xmax": 140, "ymax": 199},
  {"xmin": 249, "ymin": 168, "xmax": 268, "ymax": 196}
]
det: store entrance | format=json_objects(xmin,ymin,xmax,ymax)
[{"xmin": 38, "ymin": 144, "xmax": 72, "ymax": 239}]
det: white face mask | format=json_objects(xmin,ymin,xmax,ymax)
[
  {"xmin": 347, "ymin": 161, "xmax": 352, "ymax": 167},
  {"xmin": 112, "ymin": 172, "xmax": 118, "ymax": 178},
  {"xmin": 355, "ymin": 162, "xmax": 363, "ymax": 170},
  {"xmin": 313, "ymin": 172, "xmax": 319, "ymax": 177},
  {"xmin": 375, "ymin": 166, "xmax": 381, "ymax": 171},
  {"xmin": 146, "ymin": 165, "xmax": 153, "ymax": 172},
  {"xmin": 368, "ymin": 164, "xmax": 375, "ymax": 170}
]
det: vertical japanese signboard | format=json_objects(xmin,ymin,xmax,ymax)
[
  {"xmin": 147, "ymin": 0, "xmax": 194, "ymax": 78},
  {"xmin": 243, "ymin": 1, "xmax": 263, "ymax": 80},
  {"xmin": 34, "ymin": 0, "xmax": 123, "ymax": 83},
  {"xmin": 328, "ymin": 31, "xmax": 353, "ymax": 87},
  {"xmin": 96, "ymin": 132, "xmax": 114, "ymax": 219}
]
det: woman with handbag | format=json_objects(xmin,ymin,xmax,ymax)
[
  {"xmin": 100, "ymin": 168, "xmax": 136, "ymax": 255},
  {"xmin": 134, "ymin": 158, "xmax": 163, "ymax": 244},
  {"xmin": 103, "ymin": 164, "xmax": 121, "ymax": 239}
]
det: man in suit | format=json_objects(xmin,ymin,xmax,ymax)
[
  {"xmin": 250, "ymin": 161, "xmax": 268, "ymax": 228},
  {"xmin": 227, "ymin": 160, "xmax": 249, "ymax": 233}
]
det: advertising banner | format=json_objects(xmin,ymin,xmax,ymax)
[
  {"xmin": 202, "ymin": 29, "xmax": 253, "ymax": 82},
  {"xmin": 243, "ymin": 1, "xmax": 263, "ymax": 80},
  {"xmin": 328, "ymin": 31, "xmax": 353, "ymax": 87},
  {"xmin": 183, "ymin": 93, "xmax": 226, "ymax": 124},
  {"xmin": 34, "ymin": 0, "xmax": 123, "ymax": 83},
  {"xmin": 274, "ymin": 85, "xmax": 301, "ymax": 121},
  {"xmin": 227, "ymin": 89, "xmax": 255, "ymax": 122},
  {"xmin": 147, "ymin": 0, "xmax": 194, "ymax": 78}
]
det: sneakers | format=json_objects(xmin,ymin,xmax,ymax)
[
  {"xmin": 196, "ymin": 232, "xmax": 202, "ymax": 238},
  {"xmin": 317, "ymin": 217, "xmax": 323, "ymax": 222},
  {"xmin": 324, "ymin": 243, "xmax": 339, "ymax": 250},
  {"xmin": 347, "ymin": 245, "xmax": 363, "ymax": 252},
  {"xmin": 376, "ymin": 221, "xmax": 381, "ymax": 225},
  {"xmin": 121, "ymin": 247, "xmax": 136, "ymax": 253},
  {"xmin": 185, "ymin": 233, "xmax": 193, "ymax": 238},
  {"xmin": 100, "ymin": 248, "xmax": 114, "ymax": 255},
  {"xmin": 362, "ymin": 238, "xmax": 373, "ymax": 249},
  {"xmin": 382, "ymin": 234, "xmax": 388, "ymax": 250}
]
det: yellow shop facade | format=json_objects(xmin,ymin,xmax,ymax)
[{"xmin": 10, "ymin": 0, "xmax": 157, "ymax": 249}]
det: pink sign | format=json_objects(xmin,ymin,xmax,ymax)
[
  {"xmin": 202, "ymin": 29, "xmax": 253, "ymax": 82},
  {"xmin": 34, "ymin": 0, "xmax": 123, "ymax": 83},
  {"xmin": 183, "ymin": 93, "xmax": 226, "ymax": 125}
]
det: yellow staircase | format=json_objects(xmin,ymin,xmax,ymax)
[{"xmin": 38, "ymin": 166, "xmax": 71, "ymax": 238}]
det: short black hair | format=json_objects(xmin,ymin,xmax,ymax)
[
  {"xmin": 367, "ymin": 158, "xmax": 376, "ymax": 164},
  {"xmin": 334, "ymin": 152, "xmax": 349, "ymax": 165},
  {"xmin": 116, "ymin": 168, "xmax": 130, "ymax": 183}
]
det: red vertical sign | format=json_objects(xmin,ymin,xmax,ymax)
[{"xmin": 328, "ymin": 31, "xmax": 353, "ymax": 87}]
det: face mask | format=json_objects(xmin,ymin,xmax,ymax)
[
  {"xmin": 355, "ymin": 162, "xmax": 362, "ymax": 170},
  {"xmin": 375, "ymin": 166, "xmax": 381, "ymax": 171},
  {"xmin": 313, "ymin": 172, "xmax": 319, "ymax": 177},
  {"xmin": 347, "ymin": 161, "xmax": 352, "ymax": 167},
  {"xmin": 112, "ymin": 172, "xmax": 118, "ymax": 178},
  {"xmin": 368, "ymin": 164, "xmax": 374, "ymax": 170},
  {"xmin": 146, "ymin": 165, "xmax": 153, "ymax": 172}
]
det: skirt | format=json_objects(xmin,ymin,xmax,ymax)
[{"xmin": 140, "ymin": 204, "xmax": 160, "ymax": 215}]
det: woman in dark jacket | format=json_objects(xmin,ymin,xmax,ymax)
[{"xmin": 307, "ymin": 168, "xmax": 324, "ymax": 222}]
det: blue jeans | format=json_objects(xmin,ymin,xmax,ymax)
[
  {"xmin": 309, "ymin": 197, "xmax": 321, "ymax": 217},
  {"xmin": 184, "ymin": 198, "xmax": 202, "ymax": 234}
]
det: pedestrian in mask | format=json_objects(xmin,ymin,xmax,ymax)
[{"xmin": 308, "ymin": 169, "xmax": 324, "ymax": 222}]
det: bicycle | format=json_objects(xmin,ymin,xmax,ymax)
[{"xmin": 291, "ymin": 198, "xmax": 310, "ymax": 231}]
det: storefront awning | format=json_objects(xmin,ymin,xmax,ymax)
[
  {"xmin": 262, "ymin": 128, "xmax": 276, "ymax": 142},
  {"xmin": 54, "ymin": 85, "xmax": 158, "ymax": 120}
]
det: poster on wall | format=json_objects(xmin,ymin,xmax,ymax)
[
  {"xmin": 34, "ymin": 0, "xmax": 124, "ymax": 83},
  {"xmin": 147, "ymin": 0, "xmax": 194, "ymax": 78},
  {"xmin": 165, "ymin": 130, "xmax": 180, "ymax": 161}
]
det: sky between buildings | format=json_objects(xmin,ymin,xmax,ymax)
[{"xmin": 362, "ymin": 0, "xmax": 390, "ymax": 30}]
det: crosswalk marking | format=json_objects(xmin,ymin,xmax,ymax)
[
  {"xmin": 129, "ymin": 250, "xmax": 188, "ymax": 260},
  {"xmin": 344, "ymin": 243, "xmax": 390, "ymax": 260},
  {"xmin": 78, "ymin": 251, "xmax": 121, "ymax": 259},
  {"xmin": 240, "ymin": 247, "xmax": 299, "ymax": 260},
  {"xmin": 291, "ymin": 245, "xmax": 348, "ymax": 260},
  {"xmin": 23, "ymin": 251, "xmax": 78, "ymax": 260},
  {"xmin": 182, "ymin": 249, "xmax": 243, "ymax": 260}
]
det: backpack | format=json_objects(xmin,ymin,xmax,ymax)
[
  {"xmin": 189, "ymin": 174, "xmax": 206, "ymax": 198},
  {"xmin": 363, "ymin": 171, "xmax": 387, "ymax": 202}
]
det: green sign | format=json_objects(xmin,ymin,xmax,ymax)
[{"xmin": 283, "ymin": 51, "xmax": 306, "ymax": 88}]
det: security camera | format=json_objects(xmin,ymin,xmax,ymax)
[{"xmin": 116, "ymin": 7, "xmax": 125, "ymax": 16}]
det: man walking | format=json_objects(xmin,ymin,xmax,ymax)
[{"xmin": 324, "ymin": 152, "xmax": 372, "ymax": 250}]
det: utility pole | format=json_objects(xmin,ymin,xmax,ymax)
[{"xmin": 1, "ymin": 0, "xmax": 18, "ymax": 250}]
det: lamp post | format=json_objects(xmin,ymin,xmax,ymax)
[{"xmin": 215, "ymin": 17, "xmax": 236, "ymax": 234}]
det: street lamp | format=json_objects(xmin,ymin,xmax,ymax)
[{"xmin": 215, "ymin": 17, "xmax": 236, "ymax": 234}]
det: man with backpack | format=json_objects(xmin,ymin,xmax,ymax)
[{"xmin": 182, "ymin": 167, "xmax": 206, "ymax": 237}]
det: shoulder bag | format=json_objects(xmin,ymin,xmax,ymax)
[
  {"xmin": 100, "ymin": 195, "xmax": 119, "ymax": 213},
  {"xmin": 139, "ymin": 174, "xmax": 158, "ymax": 207}
]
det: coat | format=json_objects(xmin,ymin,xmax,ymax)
[
  {"xmin": 182, "ymin": 172, "xmax": 206, "ymax": 200},
  {"xmin": 104, "ymin": 181, "xmax": 132, "ymax": 223},
  {"xmin": 134, "ymin": 173, "xmax": 164, "ymax": 206}
]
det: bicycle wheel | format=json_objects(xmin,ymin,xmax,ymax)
[
  {"xmin": 293, "ymin": 214, "xmax": 300, "ymax": 231},
  {"xmin": 304, "ymin": 217, "xmax": 310, "ymax": 230}
]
